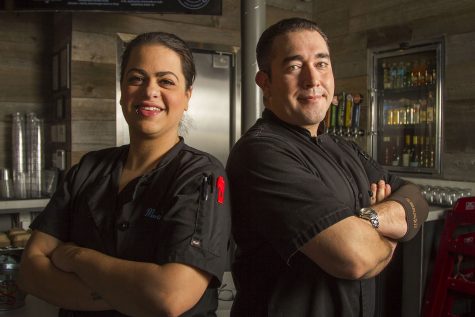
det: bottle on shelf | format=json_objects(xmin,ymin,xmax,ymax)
[
  {"xmin": 382, "ymin": 136, "xmax": 392, "ymax": 165},
  {"xmin": 390, "ymin": 63, "xmax": 398, "ymax": 89},
  {"xmin": 404, "ymin": 62, "xmax": 412, "ymax": 87},
  {"xmin": 402, "ymin": 134, "xmax": 412, "ymax": 167},
  {"xmin": 418, "ymin": 59, "xmax": 427, "ymax": 86},
  {"xmin": 383, "ymin": 62, "xmax": 391, "ymax": 89},
  {"xmin": 411, "ymin": 60, "xmax": 419, "ymax": 87},
  {"xmin": 397, "ymin": 61, "xmax": 405, "ymax": 88},
  {"xmin": 426, "ymin": 91, "xmax": 435, "ymax": 124},
  {"xmin": 410, "ymin": 135, "xmax": 419, "ymax": 167},
  {"xmin": 392, "ymin": 136, "xmax": 401, "ymax": 166}
]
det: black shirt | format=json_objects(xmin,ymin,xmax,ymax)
[
  {"xmin": 31, "ymin": 139, "xmax": 232, "ymax": 317},
  {"xmin": 226, "ymin": 109, "xmax": 407, "ymax": 317}
]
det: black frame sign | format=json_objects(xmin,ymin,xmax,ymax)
[{"xmin": 10, "ymin": 0, "xmax": 222, "ymax": 15}]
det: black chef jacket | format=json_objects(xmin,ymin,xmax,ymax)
[
  {"xmin": 226, "ymin": 109, "xmax": 407, "ymax": 317},
  {"xmin": 31, "ymin": 138, "xmax": 231, "ymax": 317}
]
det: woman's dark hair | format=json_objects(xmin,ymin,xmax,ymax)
[
  {"xmin": 256, "ymin": 17, "xmax": 329, "ymax": 75},
  {"xmin": 120, "ymin": 32, "xmax": 196, "ymax": 90}
]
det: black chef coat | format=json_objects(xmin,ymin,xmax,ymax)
[
  {"xmin": 226, "ymin": 109, "xmax": 407, "ymax": 317},
  {"xmin": 31, "ymin": 138, "xmax": 231, "ymax": 317}
]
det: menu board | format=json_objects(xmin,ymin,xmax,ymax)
[{"xmin": 7, "ymin": 0, "xmax": 222, "ymax": 15}]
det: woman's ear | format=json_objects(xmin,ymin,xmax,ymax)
[{"xmin": 185, "ymin": 86, "xmax": 193, "ymax": 111}]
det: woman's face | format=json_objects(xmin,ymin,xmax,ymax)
[{"xmin": 120, "ymin": 44, "xmax": 192, "ymax": 141}]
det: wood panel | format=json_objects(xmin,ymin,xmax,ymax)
[
  {"xmin": 443, "ymin": 152, "xmax": 475, "ymax": 182},
  {"xmin": 71, "ymin": 121, "xmax": 115, "ymax": 151},
  {"xmin": 70, "ymin": 98, "xmax": 116, "ymax": 121},
  {"xmin": 445, "ymin": 62, "xmax": 475, "ymax": 101},
  {"xmin": 72, "ymin": 31, "xmax": 117, "ymax": 64},
  {"xmin": 71, "ymin": 13, "xmax": 240, "ymax": 47},
  {"xmin": 444, "ymin": 100, "xmax": 475, "ymax": 152},
  {"xmin": 71, "ymin": 60, "xmax": 116, "ymax": 99}
]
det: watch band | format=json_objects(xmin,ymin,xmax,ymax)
[{"xmin": 357, "ymin": 207, "xmax": 380, "ymax": 229}]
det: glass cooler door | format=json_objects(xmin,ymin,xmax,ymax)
[{"xmin": 370, "ymin": 40, "xmax": 443, "ymax": 175}]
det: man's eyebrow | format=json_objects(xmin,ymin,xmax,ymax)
[{"xmin": 281, "ymin": 52, "xmax": 330, "ymax": 65}]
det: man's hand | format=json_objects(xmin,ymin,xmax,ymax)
[{"xmin": 370, "ymin": 180, "xmax": 391, "ymax": 205}]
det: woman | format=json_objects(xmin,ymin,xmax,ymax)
[{"xmin": 18, "ymin": 32, "xmax": 231, "ymax": 317}]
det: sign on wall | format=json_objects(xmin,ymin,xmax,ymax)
[{"xmin": 4, "ymin": 0, "xmax": 222, "ymax": 15}]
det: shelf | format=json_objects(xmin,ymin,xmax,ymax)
[
  {"xmin": 378, "ymin": 84, "xmax": 436, "ymax": 97},
  {"xmin": 0, "ymin": 198, "xmax": 49, "ymax": 214}
]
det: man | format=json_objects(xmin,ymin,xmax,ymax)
[{"xmin": 226, "ymin": 18, "xmax": 429, "ymax": 316}]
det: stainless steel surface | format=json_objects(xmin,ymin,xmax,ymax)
[
  {"xmin": 185, "ymin": 51, "xmax": 232, "ymax": 165},
  {"xmin": 241, "ymin": 0, "xmax": 265, "ymax": 133}
]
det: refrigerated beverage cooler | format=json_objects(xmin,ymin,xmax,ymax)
[{"xmin": 369, "ymin": 39, "xmax": 443, "ymax": 175}]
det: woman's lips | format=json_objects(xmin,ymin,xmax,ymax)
[{"xmin": 136, "ymin": 104, "xmax": 165, "ymax": 117}]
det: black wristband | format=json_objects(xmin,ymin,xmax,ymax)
[{"xmin": 386, "ymin": 183, "xmax": 429, "ymax": 242}]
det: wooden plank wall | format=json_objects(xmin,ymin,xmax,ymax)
[
  {"xmin": 0, "ymin": 13, "xmax": 54, "ymax": 170},
  {"xmin": 314, "ymin": 0, "xmax": 475, "ymax": 182}
]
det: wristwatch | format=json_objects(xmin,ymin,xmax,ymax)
[{"xmin": 357, "ymin": 207, "xmax": 380, "ymax": 229}]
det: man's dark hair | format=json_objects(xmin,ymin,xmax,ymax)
[
  {"xmin": 120, "ymin": 32, "xmax": 196, "ymax": 90},
  {"xmin": 256, "ymin": 17, "xmax": 329, "ymax": 74}
]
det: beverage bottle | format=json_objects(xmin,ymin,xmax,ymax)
[
  {"xmin": 426, "ymin": 91, "xmax": 435, "ymax": 124},
  {"xmin": 405, "ymin": 62, "xmax": 412, "ymax": 87},
  {"xmin": 402, "ymin": 134, "xmax": 412, "ymax": 167},
  {"xmin": 390, "ymin": 63, "xmax": 398, "ymax": 89},
  {"xmin": 413, "ymin": 102, "xmax": 420, "ymax": 124},
  {"xmin": 392, "ymin": 136, "xmax": 401, "ymax": 166},
  {"xmin": 431, "ymin": 67, "xmax": 437, "ymax": 85},
  {"xmin": 382, "ymin": 62, "xmax": 391, "ymax": 89},
  {"xmin": 419, "ymin": 98, "xmax": 427, "ymax": 124},
  {"xmin": 397, "ymin": 61, "xmax": 405, "ymax": 88},
  {"xmin": 344, "ymin": 94, "xmax": 353, "ymax": 129},
  {"xmin": 382, "ymin": 136, "xmax": 391, "ymax": 165},
  {"xmin": 418, "ymin": 59, "xmax": 427, "ymax": 86},
  {"xmin": 410, "ymin": 135, "xmax": 419, "ymax": 167},
  {"xmin": 419, "ymin": 135, "xmax": 425, "ymax": 168},
  {"xmin": 411, "ymin": 60, "xmax": 419, "ymax": 87}
]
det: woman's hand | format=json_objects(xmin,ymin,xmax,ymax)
[
  {"xmin": 370, "ymin": 180, "xmax": 391, "ymax": 205},
  {"xmin": 51, "ymin": 243, "xmax": 82, "ymax": 273}
]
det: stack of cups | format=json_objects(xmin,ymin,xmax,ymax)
[
  {"xmin": 0, "ymin": 168, "xmax": 13, "ymax": 199},
  {"xmin": 12, "ymin": 113, "xmax": 27, "ymax": 199},
  {"xmin": 26, "ymin": 113, "xmax": 43, "ymax": 198}
]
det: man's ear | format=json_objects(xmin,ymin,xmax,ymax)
[{"xmin": 255, "ymin": 70, "xmax": 270, "ymax": 98}]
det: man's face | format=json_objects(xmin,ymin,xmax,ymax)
[{"xmin": 256, "ymin": 30, "xmax": 335, "ymax": 136}]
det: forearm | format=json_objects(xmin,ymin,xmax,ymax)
[
  {"xmin": 60, "ymin": 247, "xmax": 208, "ymax": 317},
  {"xmin": 18, "ymin": 252, "xmax": 111, "ymax": 311},
  {"xmin": 301, "ymin": 215, "xmax": 397, "ymax": 280}
]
